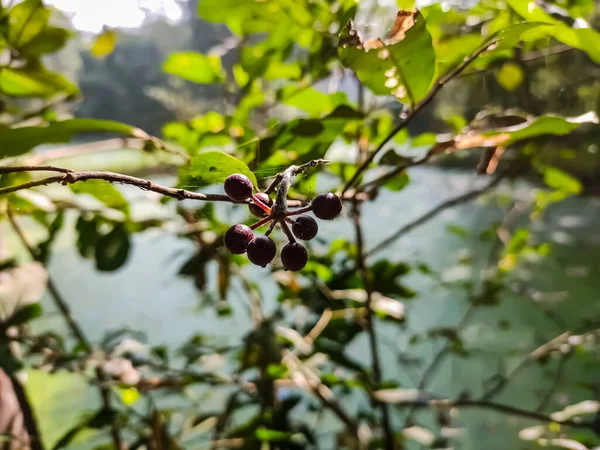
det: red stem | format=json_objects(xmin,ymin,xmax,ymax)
[
  {"xmin": 251, "ymin": 194, "xmax": 272, "ymax": 215},
  {"xmin": 250, "ymin": 216, "xmax": 272, "ymax": 230}
]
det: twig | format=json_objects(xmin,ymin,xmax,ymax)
[
  {"xmin": 366, "ymin": 172, "xmax": 506, "ymax": 258},
  {"xmin": 6, "ymin": 210, "xmax": 125, "ymax": 450},
  {"xmin": 380, "ymin": 396, "xmax": 596, "ymax": 430},
  {"xmin": 403, "ymin": 304, "xmax": 475, "ymax": 426},
  {"xmin": 0, "ymin": 165, "xmax": 231, "ymax": 202},
  {"xmin": 7, "ymin": 210, "xmax": 91, "ymax": 350},
  {"xmin": 536, "ymin": 351, "xmax": 574, "ymax": 413},
  {"xmin": 263, "ymin": 159, "xmax": 329, "ymax": 195},
  {"xmin": 341, "ymin": 40, "xmax": 498, "ymax": 195},
  {"xmin": 351, "ymin": 201, "xmax": 395, "ymax": 449},
  {"xmin": 282, "ymin": 350, "xmax": 360, "ymax": 436}
]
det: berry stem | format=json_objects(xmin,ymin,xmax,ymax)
[
  {"xmin": 250, "ymin": 216, "xmax": 272, "ymax": 230},
  {"xmin": 265, "ymin": 220, "xmax": 278, "ymax": 237},
  {"xmin": 280, "ymin": 219, "xmax": 296, "ymax": 243},
  {"xmin": 251, "ymin": 194, "xmax": 272, "ymax": 215},
  {"xmin": 284, "ymin": 205, "xmax": 313, "ymax": 218}
]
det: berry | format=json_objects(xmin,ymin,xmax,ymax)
[
  {"xmin": 224, "ymin": 224, "xmax": 254, "ymax": 254},
  {"xmin": 311, "ymin": 193, "xmax": 342, "ymax": 220},
  {"xmin": 281, "ymin": 242, "xmax": 308, "ymax": 272},
  {"xmin": 224, "ymin": 174, "xmax": 253, "ymax": 202},
  {"xmin": 249, "ymin": 192, "xmax": 273, "ymax": 217},
  {"xmin": 247, "ymin": 235, "xmax": 277, "ymax": 267},
  {"xmin": 292, "ymin": 216, "xmax": 318, "ymax": 241}
]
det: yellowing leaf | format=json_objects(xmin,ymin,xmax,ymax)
[
  {"xmin": 163, "ymin": 52, "xmax": 225, "ymax": 84},
  {"xmin": 496, "ymin": 62, "xmax": 524, "ymax": 91},
  {"xmin": 120, "ymin": 387, "xmax": 140, "ymax": 406},
  {"xmin": 91, "ymin": 29, "xmax": 117, "ymax": 59}
]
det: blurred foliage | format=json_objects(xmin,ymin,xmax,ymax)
[{"xmin": 0, "ymin": 0, "xmax": 600, "ymax": 449}]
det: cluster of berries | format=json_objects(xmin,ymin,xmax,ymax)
[{"xmin": 222, "ymin": 173, "xmax": 342, "ymax": 271}]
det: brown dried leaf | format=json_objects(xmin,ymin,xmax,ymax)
[{"xmin": 454, "ymin": 132, "xmax": 511, "ymax": 149}]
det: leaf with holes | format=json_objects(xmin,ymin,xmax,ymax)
[{"xmin": 339, "ymin": 10, "xmax": 435, "ymax": 104}]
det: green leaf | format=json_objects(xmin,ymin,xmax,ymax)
[
  {"xmin": 198, "ymin": 0, "xmax": 303, "ymax": 36},
  {"xmin": 91, "ymin": 29, "xmax": 117, "ymax": 59},
  {"xmin": 280, "ymin": 86, "xmax": 344, "ymax": 117},
  {"xmin": 370, "ymin": 260, "xmax": 415, "ymax": 298},
  {"xmin": 70, "ymin": 180, "xmax": 130, "ymax": 215},
  {"xmin": 19, "ymin": 27, "xmax": 72, "ymax": 56},
  {"xmin": 543, "ymin": 167, "xmax": 583, "ymax": 195},
  {"xmin": 163, "ymin": 51, "xmax": 225, "ymax": 84},
  {"xmin": 507, "ymin": 0, "xmax": 600, "ymax": 63},
  {"xmin": 503, "ymin": 113, "xmax": 598, "ymax": 144},
  {"xmin": 0, "ymin": 66, "xmax": 77, "ymax": 98},
  {"xmin": 339, "ymin": 11, "xmax": 436, "ymax": 104},
  {"xmin": 24, "ymin": 370, "xmax": 102, "ymax": 450},
  {"xmin": 0, "ymin": 119, "xmax": 146, "ymax": 158},
  {"xmin": 4, "ymin": 303, "xmax": 42, "ymax": 327},
  {"xmin": 496, "ymin": 62, "xmax": 523, "ymax": 92},
  {"xmin": 8, "ymin": 0, "xmax": 50, "ymax": 47},
  {"xmin": 397, "ymin": 0, "xmax": 415, "ymax": 8},
  {"xmin": 383, "ymin": 172, "xmax": 410, "ymax": 192},
  {"xmin": 255, "ymin": 428, "xmax": 297, "ymax": 443},
  {"xmin": 95, "ymin": 225, "xmax": 131, "ymax": 272},
  {"xmin": 179, "ymin": 151, "xmax": 257, "ymax": 188}
]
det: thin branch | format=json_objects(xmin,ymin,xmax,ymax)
[
  {"xmin": 282, "ymin": 350, "xmax": 360, "ymax": 436},
  {"xmin": 6, "ymin": 210, "xmax": 125, "ymax": 450},
  {"xmin": 351, "ymin": 201, "xmax": 395, "ymax": 449},
  {"xmin": 263, "ymin": 159, "xmax": 329, "ymax": 195},
  {"xmin": 536, "ymin": 351, "xmax": 574, "ymax": 413},
  {"xmin": 366, "ymin": 172, "xmax": 506, "ymax": 258},
  {"xmin": 382, "ymin": 397, "xmax": 596, "ymax": 430},
  {"xmin": 403, "ymin": 304, "xmax": 475, "ymax": 426},
  {"xmin": 7, "ymin": 210, "xmax": 91, "ymax": 350},
  {"xmin": 341, "ymin": 40, "xmax": 498, "ymax": 195},
  {"xmin": 0, "ymin": 165, "xmax": 231, "ymax": 202}
]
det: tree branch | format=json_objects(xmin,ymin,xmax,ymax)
[
  {"xmin": 366, "ymin": 172, "xmax": 506, "ymax": 258},
  {"xmin": 6, "ymin": 210, "xmax": 125, "ymax": 450},
  {"xmin": 0, "ymin": 165, "xmax": 231, "ymax": 202},
  {"xmin": 382, "ymin": 396, "xmax": 596, "ymax": 430},
  {"xmin": 341, "ymin": 40, "xmax": 498, "ymax": 195},
  {"xmin": 351, "ymin": 201, "xmax": 395, "ymax": 449}
]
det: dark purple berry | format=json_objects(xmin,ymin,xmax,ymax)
[
  {"xmin": 224, "ymin": 224, "xmax": 254, "ymax": 254},
  {"xmin": 224, "ymin": 173, "xmax": 253, "ymax": 202},
  {"xmin": 247, "ymin": 235, "xmax": 277, "ymax": 267},
  {"xmin": 281, "ymin": 242, "xmax": 308, "ymax": 272},
  {"xmin": 292, "ymin": 216, "xmax": 318, "ymax": 241},
  {"xmin": 249, "ymin": 192, "xmax": 273, "ymax": 217},
  {"xmin": 311, "ymin": 193, "xmax": 342, "ymax": 220}
]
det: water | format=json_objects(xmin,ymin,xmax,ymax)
[{"xmin": 7, "ymin": 166, "xmax": 600, "ymax": 449}]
